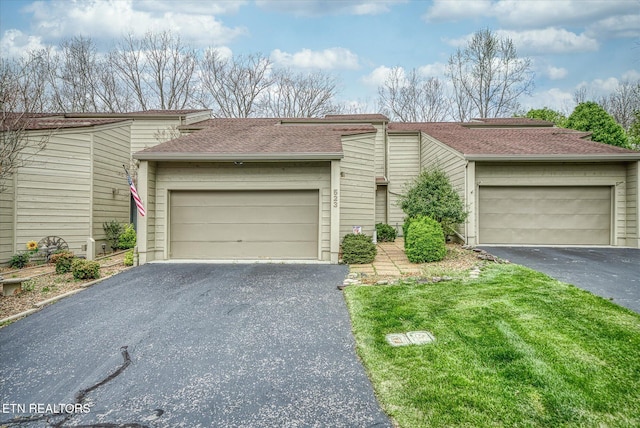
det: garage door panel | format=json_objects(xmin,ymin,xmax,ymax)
[
  {"xmin": 171, "ymin": 205, "xmax": 318, "ymax": 223},
  {"xmin": 479, "ymin": 186, "xmax": 611, "ymax": 245},
  {"xmin": 171, "ymin": 222, "xmax": 318, "ymax": 242},
  {"xmin": 171, "ymin": 240, "xmax": 318, "ymax": 259},
  {"xmin": 170, "ymin": 190, "xmax": 319, "ymax": 259},
  {"xmin": 488, "ymin": 186, "xmax": 609, "ymax": 199},
  {"xmin": 171, "ymin": 190, "xmax": 317, "ymax": 207},
  {"xmin": 482, "ymin": 228, "xmax": 611, "ymax": 245},
  {"xmin": 482, "ymin": 198, "xmax": 610, "ymax": 215},
  {"xmin": 481, "ymin": 213, "xmax": 611, "ymax": 230}
]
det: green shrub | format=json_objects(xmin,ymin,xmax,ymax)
[
  {"xmin": 71, "ymin": 259, "xmax": 100, "ymax": 280},
  {"xmin": 124, "ymin": 249, "xmax": 134, "ymax": 267},
  {"xmin": 375, "ymin": 223, "xmax": 397, "ymax": 242},
  {"xmin": 9, "ymin": 252, "xmax": 30, "ymax": 269},
  {"xmin": 118, "ymin": 224, "xmax": 137, "ymax": 249},
  {"xmin": 405, "ymin": 216, "xmax": 446, "ymax": 263},
  {"xmin": 103, "ymin": 220, "xmax": 123, "ymax": 251},
  {"xmin": 402, "ymin": 217, "xmax": 414, "ymax": 248},
  {"xmin": 342, "ymin": 234, "xmax": 377, "ymax": 264},
  {"xmin": 50, "ymin": 251, "xmax": 75, "ymax": 274},
  {"xmin": 399, "ymin": 168, "xmax": 468, "ymax": 235}
]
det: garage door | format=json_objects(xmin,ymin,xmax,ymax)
[
  {"xmin": 170, "ymin": 190, "xmax": 319, "ymax": 259},
  {"xmin": 479, "ymin": 186, "xmax": 611, "ymax": 245}
]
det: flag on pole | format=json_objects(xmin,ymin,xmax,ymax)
[{"xmin": 124, "ymin": 166, "xmax": 146, "ymax": 217}]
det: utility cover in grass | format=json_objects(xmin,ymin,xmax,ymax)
[{"xmin": 386, "ymin": 331, "xmax": 435, "ymax": 346}]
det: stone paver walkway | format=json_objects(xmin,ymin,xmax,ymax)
[{"xmin": 349, "ymin": 238, "xmax": 423, "ymax": 277}]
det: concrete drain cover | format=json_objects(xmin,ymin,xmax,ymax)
[{"xmin": 386, "ymin": 331, "xmax": 435, "ymax": 347}]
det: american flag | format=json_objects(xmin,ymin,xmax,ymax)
[{"xmin": 124, "ymin": 166, "xmax": 146, "ymax": 217}]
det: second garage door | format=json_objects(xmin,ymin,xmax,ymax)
[
  {"xmin": 170, "ymin": 190, "xmax": 319, "ymax": 259},
  {"xmin": 479, "ymin": 186, "xmax": 612, "ymax": 245}
]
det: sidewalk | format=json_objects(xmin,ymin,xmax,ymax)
[{"xmin": 349, "ymin": 238, "xmax": 423, "ymax": 277}]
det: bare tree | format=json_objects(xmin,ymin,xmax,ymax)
[
  {"xmin": 377, "ymin": 67, "xmax": 449, "ymax": 122},
  {"xmin": 446, "ymin": 28, "xmax": 534, "ymax": 119},
  {"xmin": 448, "ymin": 50, "xmax": 475, "ymax": 122},
  {"xmin": 1, "ymin": 55, "xmax": 50, "ymax": 191},
  {"xmin": 48, "ymin": 36, "xmax": 104, "ymax": 112},
  {"xmin": 257, "ymin": 69, "xmax": 342, "ymax": 118},
  {"xmin": 573, "ymin": 87, "xmax": 591, "ymax": 105},
  {"xmin": 0, "ymin": 112, "xmax": 50, "ymax": 192},
  {"xmin": 94, "ymin": 59, "xmax": 137, "ymax": 113},
  {"xmin": 340, "ymin": 98, "xmax": 374, "ymax": 115},
  {"xmin": 199, "ymin": 52, "xmax": 273, "ymax": 118},
  {"xmin": 601, "ymin": 80, "xmax": 640, "ymax": 130},
  {"xmin": 110, "ymin": 30, "xmax": 198, "ymax": 111},
  {"xmin": 1, "ymin": 50, "xmax": 55, "ymax": 113}
]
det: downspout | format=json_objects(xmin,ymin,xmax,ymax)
[
  {"xmin": 12, "ymin": 172, "xmax": 18, "ymax": 254},
  {"xmin": 383, "ymin": 121, "xmax": 389, "ymax": 224},
  {"xmin": 88, "ymin": 133, "xmax": 94, "ymax": 246},
  {"xmin": 418, "ymin": 131, "xmax": 423, "ymax": 172}
]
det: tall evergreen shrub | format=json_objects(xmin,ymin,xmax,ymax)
[{"xmin": 405, "ymin": 216, "xmax": 446, "ymax": 263}]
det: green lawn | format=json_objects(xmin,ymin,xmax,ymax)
[{"xmin": 344, "ymin": 264, "xmax": 640, "ymax": 428}]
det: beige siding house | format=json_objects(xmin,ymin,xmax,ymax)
[
  {"xmin": 133, "ymin": 118, "xmax": 376, "ymax": 264},
  {"xmin": 1, "ymin": 119, "xmax": 130, "ymax": 263},
  {"xmin": 3, "ymin": 112, "xmax": 639, "ymax": 266},
  {"xmin": 0, "ymin": 110, "xmax": 211, "ymax": 264},
  {"xmin": 134, "ymin": 116, "xmax": 639, "ymax": 265},
  {"xmin": 390, "ymin": 120, "xmax": 640, "ymax": 247}
]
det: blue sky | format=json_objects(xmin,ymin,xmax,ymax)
[{"xmin": 1, "ymin": 0, "xmax": 638, "ymax": 115}]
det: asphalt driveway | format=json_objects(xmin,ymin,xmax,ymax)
[
  {"xmin": 479, "ymin": 247, "xmax": 640, "ymax": 314},
  {"xmin": 0, "ymin": 264, "xmax": 391, "ymax": 427}
]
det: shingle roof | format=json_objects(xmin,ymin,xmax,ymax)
[
  {"xmin": 388, "ymin": 122, "xmax": 637, "ymax": 156},
  {"xmin": 324, "ymin": 114, "xmax": 389, "ymax": 121},
  {"xmin": 135, "ymin": 118, "xmax": 376, "ymax": 160},
  {"xmin": 127, "ymin": 109, "xmax": 210, "ymax": 115},
  {"xmin": 465, "ymin": 118, "xmax": 554, "ymax": 127},
  {"xmin": 1, "ymin": 113, "xmax": 129, "ymax": 131}
]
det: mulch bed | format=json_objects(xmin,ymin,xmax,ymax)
[{"xmin": 1, "ymin": 252, "xmax": 132, "ymax": 323}]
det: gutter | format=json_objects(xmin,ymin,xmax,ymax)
[
  {"xmin": 465, "ymin": 154, "xmax": 640, "ymax": 162},
  {"xmin": 133, "ymin": 152, "xmax": 344, "ymax": 161}
]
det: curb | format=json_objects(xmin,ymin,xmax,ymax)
[
  {"xmin": 34, "ymin": 289, "xmax": 84, "ymax": 308},
  {"xmin": 0, "ymin": 308, "xmax": 40, "ymax": 324},
  {"xmin": 0, "ymin": 273, "xmax": 118, "ymax": 326}
]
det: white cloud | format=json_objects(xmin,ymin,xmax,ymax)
[
  {"xmin": 257, "ymin": 0, "xmax": 406, "ymax": 16},
  {"xmin": 423, "ymin": 0, "xmax": 492, "ymax": 22},
  {"xmin": 21, "ymin": 0, "xmax": 247, "ymax": 47},
  {"xmin": 522, "ymin": 88, "xmax": 574, "ymax": 114},
  {"xmin": 426, "ymin": 0, "xmax": 637, "ymax": 31},
  {"xmin": 361, "ymin": 65, "xmax": 396, "ymax": 86},
  {"xmin": 546, "ymin": 66, "xmax": 568, "ymax": 80},
  {"xmin": 204, "ymin": 46, "xmax": 234, "ymax": 61},
  {"xmin": 351, "ymin": 0, "xmax": 408, "ymax": 15},
  {"xmin": 448, "ymin": 28, "xmax": 599, "ymax": 54},
  {"xmin": 271, "ymin": 47, "xmax": 359, "ymax": 70},
  {"xmin": 622, "ymin": 70, "xmax": 640, "ymax": 81},
  {"xmin": 135, "ymin": 0, "xmax": 248, "ymax": 15},
  {"xmin": 492, "ymin": 0, "xmax": 635, "ymax": 29},
  {"xmin": 417, "ymin": 62, "xmax": 447, "ymax": 78},
  {"xmin": 0, "ymin": 29, "xmax": 49, "ymax": 58},
  {"xmin": 578, "ymin": 77, "xmax": 623, "ymax": 95},
  {"xmin": 498, "ymin": 28, "xmax": 599, "ymax": 54},
  {"xmin": 362, "ymin": 63, "xmax": 448, "ymax": 87},
  {"xmin": 587, "ymin": 14, "xmax": 640, "ymax": 39}
]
